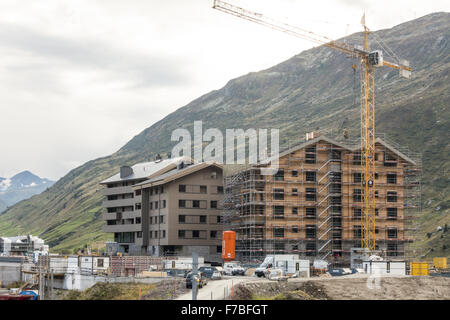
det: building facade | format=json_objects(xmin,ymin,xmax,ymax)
[
  {"xmin": 223, "ymin": 135, "xmax": 421, "ymax": 267},
  {"xmin": 101, "ymin": 158, "xmax": 224, "ymax": 262},
  {"xmin": 100, "ymin": 157, "xmax": 189, "ymax": 255}
]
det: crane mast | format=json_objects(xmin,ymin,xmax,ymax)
[{"xmin": 213, "ymin": 0, "xmax": 411, "ymax": 252}]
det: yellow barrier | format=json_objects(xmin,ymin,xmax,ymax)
[
  {"xmin": 410, "ymin": 262, "xmax": 429, "ymax": 276},
  {"xmin": 433, "ymin": 257, "xmax": 447, "ymax": 269}
]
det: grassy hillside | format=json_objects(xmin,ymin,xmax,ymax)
[{"xmin": 0, "ymin": 12, "xmax": 448, "ymax": 257}]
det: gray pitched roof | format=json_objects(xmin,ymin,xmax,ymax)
[
  {"xmin": 133, "ymin": 162, "xmax": 222, "ymax": 189},
  {"xmin": 100, "ymin": 156, "xmax": 190, "ymax": 184}
]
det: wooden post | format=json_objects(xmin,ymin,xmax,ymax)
[{"xmin": 174, "ymin": 277, "xmax": 177, "ymax": 297}]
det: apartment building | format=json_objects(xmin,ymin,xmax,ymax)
[
  {"xmin": 101, "ymin": 157, "xmax": 224, "ymax": 262},
  {"xmin": 223, "ymin": 134, "xmax": 421, "ymax": 267},
  {"xmin": 100, "ymin": 156, "xmax": 189, "ymax": 254},
  {"xmin": 133, "ymin": 162, "xmax": 224, "ymax": 262}
]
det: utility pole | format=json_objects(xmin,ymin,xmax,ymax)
[{"xmin": 192, "ymin": 252, "xmax": 198, "ymax": 300}]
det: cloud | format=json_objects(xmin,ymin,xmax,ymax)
[{"xmin": 0, "ymin": 22, "xmax": 190, "ymax": 89}]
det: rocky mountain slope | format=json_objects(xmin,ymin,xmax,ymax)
[
  {"xmin": 0, "ymin": 171, "xmax": 54, "ymax": 213},
  {"xmin": 0, "ymin": 12, "xmax": 448, "ymax": 256}
]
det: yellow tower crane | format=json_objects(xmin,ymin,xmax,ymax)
[{"xmin": 212, "ymin": 0, "xmax": 412, "ymax": 251}]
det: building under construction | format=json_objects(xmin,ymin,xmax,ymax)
[{"xmin": 222, "ymin": 133, "xmax": 421, "ymax": 267}]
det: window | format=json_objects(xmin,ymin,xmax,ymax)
[
  {"xmin": 330, "ymin": 172, "xmax": 342, "ymax": 182},
  {"xmin": 97, "ymin": 259, "xmax": 104, "ymax": 267},
  {"xmin": 384, "ymin": 152, "xmax": 397, "ymax": 167},
  {"xmin": 353, "ymin": 173, "xmax": 362, "ymax": 183},
  {"xmin": 162, "ymin": 200, "xmax": 166, "ymax": 208},
  {"xmin": 273, "ymin": 206, "xmax": 284, "ymax": 218},
  {"xmin": 375, "ymin": 190, "xmax": 379, "ymax": 198},
  {"xmin": 200, "ymin": 215, "xmax": 207, "ymax": 224},
  {"xmin": 193, "ymin": 200, "xmax": 200, "ymax": 208},
  {"xmin": 292, "ymin": 226, "xmax": 299, "ymax": 233},
  {"xmin": 217, "ymin": 216, "xmax": 223, "ymax": 224},
  {"xmin": 331, "ymin": 150, "xmax": 341, "ymax": 160},
  {"xmin": 387, "ymin": 191, "xmax": 397, "ymax": 202},
  {"xmin": 292, "ymin": 188, "xmax": 298, "ymax": 196},
  {"xmin": 150, "ymin": 202, "xmax": 153, "ymax": 210},
  {"xmin": 135, "ymin": 217, "xmax": 141, "ymax": 224},
  {"xmin": 149, "ymin": 217, "xmax": 153, "ymax": 224},
  {"xmin": 353, "ymin": 189, "xmax": 362, "ymax": 202},
  {"xmin": 375, "ymin": 208, "xmax": 379, "ymax": 216},
  {"xmin": 274, "ymin": 169, "xmax": 284, "ymax": 181},
  {"xmin": 292, "ymin": 207, "xmax": 298, "ymax": 215},
  {"xmin": 353, "ymin": 152, "xmax": 361, "ymax": 165},
  {"xmin": 179, "ymin": 215, "xmax": 186, "ymax": 223},
  {"xmin": 353, "ymin": 208, "xmax": 362, "ymax": 219},
  {"xmin": 162, "ymin": 230, "xmax": 166, "ymax": 238},
  {"xmin": 306, "ymin": 207, "xmax": 316, "ymax": 219},
  {"xmin": 387, "ymin": 174, "xmax": 397, "ymax": 184},
  {"xmin": 154, "ymin": 231, "xmax": 158, "ymax": 239},
  {"xmin": 135, "ymin": 203, "xmax": 142, "ymax": 210},
  {"xmin": 217, "ymin": 246, "xmax": 222, "ymax": 253},
  {"xmin": 192, "ymin": 230, "xmax": 200, "ymax": 238},
  {"xmin": 210, "ymin": 201, "xmax": 218, "ymax": 209},
  {"xmin": 375, "ymin": 173, "xmax": 379, "ymax": 180},
  {"xmin": 179, "ymin": 200, "xmax": 186, "ymax": 208},
  {"xmin": 149, "ymin": 231, "xmax": 152, "ymax": 239},
  {"xmin": 273, "ymin": 228, "xmax": 284, "ymax": 238},
  {"xmin": 179, "ymin": 184, "xmax": 186, "ymax": 192},
  {"xmin": 305, "ymin": 188, "xmax": 316, "ymax": 201},
  {"xmin": 178, "ymin": 230, "xmax": 185, "ymax": 239},
  {"xmin": 135, "ymin": 189, "xmax": 141, "ymax": 196},
  {"xmin": 330, "ymin": 183, "xmax": 341, "ymax": 194},
  {"xmin": 375, "ymin": 153, "xmax": 379, "ymax": 161},
  {"xmin": 305, "ymin": 171, "xmax": 316, "ymax": 182},
  {"xmin": 200, "ymin": 185, "xmax": 207, "ymax": 194},
  {"xmin": 306, "ymin": 226, "xmax": 316, "ymax": 238},
  {"xmin": 306, "ymin": 242, "xmax": 316, "ymax": 256},
  {"xmin": 210, "ymin": 231, "xmax": 217, "ymax": 239},
  {"xmin": 305, "ymin": 146, "xmax": 316, "ymax": 164},
  {"xmin": 154, "ymin": 201, "xmax": 158, "ymax": 209},
  {"xmin": 159, "ymin": 216, "xmax": 164, "ymax": 224},
  {"xmin": 387, "ymin": 208, "xmax": 398, "ymax": 220},
  {"xmin": 217, "ymin": 186, "xmax": 224, "ymax": 194},
  {"xmin": 387, "ymin": 242, "xmax": 398, "ymax": 256},
  {"xmin": 292, "ymin": 170, "xmax": 298, "ymax": 177},
  {"xmin": 273, "ymin": 189, "xmax": 284, "ymax": 200},
  {"xmin": 354, "ymin": 226, "xmax": 362, "ymax": 238},
  {"xmin": 387, "ymin": 228, "xmax": 398, "ymax": 239}
]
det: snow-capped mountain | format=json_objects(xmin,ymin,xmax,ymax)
[{"xmin": 0, "ymin": 171, "xmax": 54, "ymax": 212}]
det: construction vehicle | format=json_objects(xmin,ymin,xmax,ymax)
[{"xmin": 212, "ymin": 0, "xmax": 412, "ymax": 254}]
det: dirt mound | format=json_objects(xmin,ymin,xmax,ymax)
[
  {"xmin": 234, "ymin": 280, "xmax": 329, "ymax": 300},
  {"xmin": 233, "ymin": 276, "xmax": 450, "ymax": 300}
]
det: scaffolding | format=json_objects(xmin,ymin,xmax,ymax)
[{"xmin": 222, "ymin": 134, "xmax": 422, "ymax": 266}]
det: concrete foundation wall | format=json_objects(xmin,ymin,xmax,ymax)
[{"xmin": 0, "ymin": 262, "xmax": 21, "ymax": 286}]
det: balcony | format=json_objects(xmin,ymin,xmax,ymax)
[
  {"xmin": 102, "ymin": 224, "xmax": 141, "ymax": 233},
  {"xmin": 101, "ymin": 186, "xmax": 133, "ymax": 196},
  {"xmin": 102, "ymin": 198, "xmax": 135, "ymax": 208}
]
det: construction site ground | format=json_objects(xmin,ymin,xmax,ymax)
[
  {"xmin": 232, "ymin": 274, "xmax": 450, "ymax": 300},
  {"xmin": 42, "ymin": 273, "xmax": 450, "ymax": 300}
]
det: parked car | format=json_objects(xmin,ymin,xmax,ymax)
[
  {"xmin": 185, "ymin": 272, "xmax": 208, "ymax": 289},
  {"xmin": 198, "ymin": 266, "xmax": 222, "ymax": 279},
  {"xmin": 223, "ymin": 262, "xmax": 246, "ymax": 276}
]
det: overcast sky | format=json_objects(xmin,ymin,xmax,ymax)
[{"xmin": 0, "ymin": 0, "xmax": 448, "ymax": 180}]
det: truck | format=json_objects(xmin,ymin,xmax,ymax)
[{"xmin": 254, "ymin": 255, "xmax": 310, "ymax": 278}]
